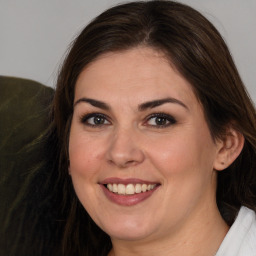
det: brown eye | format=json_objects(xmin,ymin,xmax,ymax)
[
  {"xmin": 155, "ymin": 117, "xmax": 168, "ymax": 126},
  {"xmin": 81, "ymin": 113, "xmax": 110, "ymax": 127},
  {"xmin": 146, "ymin": 113, "xmax": 176, "ymax": 128},
  {"xmin": 92, "ymin": 116, "xmax": 106, "ymax": 125}
]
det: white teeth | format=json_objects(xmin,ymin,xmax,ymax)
[
  {"xmin": 142, "ymin": 184, "xmax": 147, "ymax": 192},
  {"xmin": 107, "ymin": 184, "xmax": 113, "ymax": 191},
  {"xmin": 135, "ymin": 184, "xmax": 142, "ymax": 193},
  {"xmin": 113, "ymin": 184, "xmax": 118, "ymax": 193},
  {"xmin": 126, "ymin": 184, "xmax": 135, "ymax": 194},
  {"xmin": 117, "ymin": 184, "xmax": 126, "ymax": 194},
  {"xmin": 148, "ymin": 184, "xmax": 154, "ymax": 190},
  {"xmin": 105, "ymin": 183, "xmax": 157, "ymax": 195}
]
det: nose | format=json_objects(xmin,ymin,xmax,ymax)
[{"xmin": 106, "ymin": 128, "xmax": 145, "ymax": 168}]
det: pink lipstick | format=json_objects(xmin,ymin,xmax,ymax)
[{"xmin": 100, "ymin": 178, "xmax": 160, "ymax": 206}]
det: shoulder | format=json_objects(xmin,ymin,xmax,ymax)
[{"xmin": 216, "ymin": 206, "xmax": 256, "ymax": 256}]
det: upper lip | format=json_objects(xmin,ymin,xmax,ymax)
[{"xmin": 100, "ymin": 177, "xmax": 160, "ymax": 185}]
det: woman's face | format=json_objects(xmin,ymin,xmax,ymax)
[{"xmin": 69, "ymin": 47, "xmax": 222, "ymax": 242}]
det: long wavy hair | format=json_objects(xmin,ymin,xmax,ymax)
[{"xmin": 48, "ymin": 1, "xmax": 256, "ymax": 255}]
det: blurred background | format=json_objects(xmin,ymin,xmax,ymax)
[{"xmin": 0, "ymin": 0, "xmax": 255, "ymax": 100}]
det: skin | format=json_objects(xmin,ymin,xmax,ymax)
[{"xmin": 69, "ymin": 47, "xmax": 231, "ymax": 255}]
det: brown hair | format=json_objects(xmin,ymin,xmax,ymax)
[{"xmin": 50, "ymin": 1, "xmax": 256, "ymax": 255}]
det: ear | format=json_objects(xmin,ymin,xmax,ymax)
[{"xmin": 213, "ymin": 127, "xmax": 244, "ymax": 171}]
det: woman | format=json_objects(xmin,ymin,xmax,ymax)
[{"xmin": 50, "ymin": 1, "xmax": 256, "ymax": 255}]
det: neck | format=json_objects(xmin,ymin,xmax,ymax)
[{"xmin": 108, "ymin": 204, "xmax": 229, "ymax": 256}]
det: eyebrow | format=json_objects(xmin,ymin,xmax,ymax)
[
  {"xmin": 74, "ymin": 97, "xmax": 188, "ymax": 111},
  {"xmin": 138, "ymin": 97, "xmax": 188, "ymax": 111},
  {"xmin": 74, "ymin": 98, "xmax": 110, "ymax": 110}
]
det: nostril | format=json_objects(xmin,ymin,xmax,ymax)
[
  {"xmin": 106, "ymin": 138, "xmax": 145, "ymax": 168},
  {"xmin": 126, "ymin": 160, "xmax": 136, "ymax": 165},
  {"xmin": 107, "ymin": 159, "xmax": 137, "ymax": 168}
]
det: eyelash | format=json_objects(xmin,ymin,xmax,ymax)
[
  {"xmin": 145, "ymin": 113, "xmax": 177, "ymax": 128},
  {"xmin": 80, "ymin": 113, "xmax": 110, "ymax": 127},
  {"xmin": 79, "ymin": 112, "xmax": 176, "ymax": 128}
]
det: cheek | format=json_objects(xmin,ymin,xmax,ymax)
[
  {"xmin": 149, "ymin": 131, "xmax": 217, "ymax": 216},
  {"xmin": 149, "ymin": 137, "xmax": 193, "ymax": 171},
  {"xmin": 68, "ymin": 131, "xmax": 104, "ymax": 213},
  {"xmin": 69, "ymin": 130, "xmax": 106, "ymax": 177},
  {"xmin": 147, "ymin": 127, "xmax": 216, "ymax": 178}
]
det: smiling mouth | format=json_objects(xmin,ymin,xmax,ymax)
[
  {"xmin": 101, "ymin": 180, "xmax": 160, "ymax": 206},
  {"xmin": 105, "ymin": 183, "xmax": 157, "ymax": 195}
]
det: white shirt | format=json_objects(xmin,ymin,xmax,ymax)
[{"xmin": 216, "ymin": 206, "xmax": 256, "ymax": 255}]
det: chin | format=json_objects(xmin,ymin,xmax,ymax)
[
  {"xmin": 98, "ymin": 216, "xmax": 155, "ymax": 241},
  {"xmin": 106, "ymin": 228, "xmax": 153, "ymax": 241}
]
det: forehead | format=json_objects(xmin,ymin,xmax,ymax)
[{"xmin": 74, "ymin": 47, "xmax": 198, "ymax": 108}]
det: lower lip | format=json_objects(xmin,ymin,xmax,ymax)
[{"xmin": 100, "ymin": 184, "xmax": 159, "ymax": 206}]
